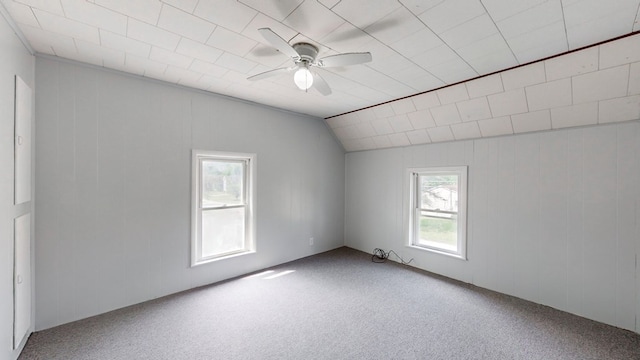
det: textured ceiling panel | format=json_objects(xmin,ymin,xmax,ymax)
[{"xmin": 2, "ymin": 0, "xmax": 640, "ymax": 151}]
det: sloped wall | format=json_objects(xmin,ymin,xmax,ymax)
[{"xmin": 328, "ymin": 33, "xmax": 640, "ymax": 152}]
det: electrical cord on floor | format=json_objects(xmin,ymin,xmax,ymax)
[{"xmin": 371, "ymin": 248, "xmax": 414, "ymax": 265}]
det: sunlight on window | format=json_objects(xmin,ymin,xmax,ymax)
[
  {"xmin": 407, "ymin": 166, "xmax": 468, "ymax": 259},
  {"xmin": 191, "ymin": 150, "xmax": 256, "ymax": 267}
]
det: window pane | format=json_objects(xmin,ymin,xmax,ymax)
[
  {"xmin": 202, "ymin": 160, "xmax": 244, "ymax": 208},
  {"xmin": 420, "ymin": 175, "xmax": 458, "ymax": 212},
  {"xmin": 418, "ymin": 211, "xmax": 457, "ymax": 252},
  {"xmin": 409, "ymin": 166, "xmax": 466, "ymax": 259},
  {"xmin": 202, "ymin": 207, "xmax": 245, "ymax": 258}
]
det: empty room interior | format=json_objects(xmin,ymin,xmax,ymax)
[{"xmin": 1, "ymin": 0, "xmax": 640, "ymax": 359}]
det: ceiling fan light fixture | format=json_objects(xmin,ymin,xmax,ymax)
[
  {"xmin": 294, "ymin": 66, "xmax": 313, "ymax": 90},
  {"xmin": 249, "ymin": 29, "xmax": 371, "ymax": 96}
]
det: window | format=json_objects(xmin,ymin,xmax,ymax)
[
  {"xmin": 192, "ymin": 150, "xmax": 256, "ymax": 266},
  {"xmin": 408, "ymin": 166, "xmax": 467, "ymax": 259}
]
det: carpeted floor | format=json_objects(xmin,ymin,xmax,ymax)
[{"xmin": 19, "ymin": 247, "xmax": 640, "ymax": 359}]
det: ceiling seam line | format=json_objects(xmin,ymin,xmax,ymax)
[
  {"xmin": 560, "ymin": 0, "xmax": 570, "ymax": 51},
  {"xmin": 478, "ymin": 0, "xmax": 518, "ymax": 65}
]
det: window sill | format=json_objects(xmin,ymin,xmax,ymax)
[
  {"xmin": 407, "ymin": 245, "xmax": 467, "ymax": 261},
  {"xmin": 191, "ymin": 250, "xmax": 255, "ymax": 267}
]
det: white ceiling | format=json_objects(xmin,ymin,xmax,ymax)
[{"xmin": 3, "ymin": 0, "xmax": 640, "ymax": 143}]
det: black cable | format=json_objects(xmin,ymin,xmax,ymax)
[
  {"xmin": 372, "ymin": 248, "xmax": 388, "ymax": 263},
  {"xmin": 371, "ymin": 248, "xmax": 413, "ymax": 265},
  {"xmin": 388, "ymin": 250, "xmax": 413, "ymax": 265}
]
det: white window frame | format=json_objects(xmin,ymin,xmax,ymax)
[
  {"xmin": 191, "ymin": 150, "xmax": 256, "ymax": 266},
  {"xmin": 406, "ymin": 166, "xmax": 468, "ymax": 260}
]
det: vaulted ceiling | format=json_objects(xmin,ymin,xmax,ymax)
[{"xmin": 3, "ymin": 0, "xmax": 640, "ymax": 150}]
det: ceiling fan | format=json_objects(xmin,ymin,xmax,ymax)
[{"xmin": 247, "ymin": 28, "xmax": 373, "ymax": 96}]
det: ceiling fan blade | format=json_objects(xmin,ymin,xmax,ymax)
[
  {"xmin": 317, "ymin": 52, "xmax": 372, "ymax": 67},
  {"xmin": 258, "ymin": 28, "xmax": 300, "ymax": 60},
  {"xmin": 312, "ymin": 71, "xmax": 332, "ymax": 96},
  {"xmin": 247, "ymin": 67, "xmax": 293, "ymax": 81}
]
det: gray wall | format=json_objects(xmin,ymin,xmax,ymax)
[
  {"xmin": 34, "ymin": 57, "xmax": 345, "ymax": 330},
  {"xmin": 0, "ymin": 8, "xmax": 35, "ymax": 360},
  {"xmin": 345, "ymin": 122, "xmax": 640, "ymax": 333}
]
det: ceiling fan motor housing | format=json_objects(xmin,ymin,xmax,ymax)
[{"xmin": 293, "ymin": 43, "xmax": 319, "ymax": 63}]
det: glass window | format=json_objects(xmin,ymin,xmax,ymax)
[
  {"xmin": 192, "ymin": 151, "xmax": 255, "ymax": 265},
  {"xmin": 408, "ymin": 166, "xmax": 467, "ymax": 259}
]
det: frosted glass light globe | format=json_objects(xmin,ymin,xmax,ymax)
[{"xmin": 294, "ymin": 67, "xmax": 313, "ymax": 90}]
